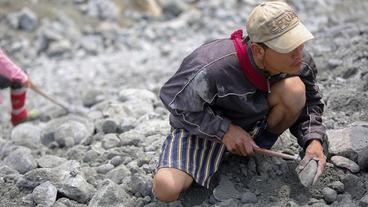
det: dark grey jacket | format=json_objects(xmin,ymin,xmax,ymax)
[{"xmin": 159, "ymin": 38, "xmax": 325, "ymax": 149}]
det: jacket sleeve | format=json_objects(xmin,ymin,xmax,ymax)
[
  {"xmin": 159, "ymin": 69, "xmax": 231, "ymax": 142},
  {"xmin": 289, "ymin": 51, "xmax": 326, "ymax": 149},
  {"xmin": 0, "ymin": 49, "xmax": 28, "ymax": 85}
]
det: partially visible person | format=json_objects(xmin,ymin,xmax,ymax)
[{"xmin": 0, "ymin": 48, "xmax": 37, "ymax": 125}]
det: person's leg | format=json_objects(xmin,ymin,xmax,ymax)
[
  {"xmin": 153, "ymin": 128, "xmax": 226, "ymax": 202},
  {"xmin": 267, "ymin": 76, "xmax": 306, "ymax": 134},
  {"xmin": 10, "ymin": 87, "xmax": 28, "ymax": 125},
  {"xmin": 0, "ymin": 75, "xmax": 28, "ymax": 125},
  {"xmin": 0, "ymin": 75, "xmax": 37, "ymax": 125},
  {"xmin": 153, "ymin": 168, "xmax": 193, "ymax": 202}
]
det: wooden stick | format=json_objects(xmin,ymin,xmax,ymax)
[
  {"xmin": 28, "ymin": 80, "xmax": 70, "ymax": 112},
  {"xmin": 254, "ymin": 147, "xmax": 300, "ymax": 161}
]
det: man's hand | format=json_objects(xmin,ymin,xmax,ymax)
[
  {"xmin": 222, "ymin": 124, "xmax": 257, "ymax": 156},
  {"xmin": 297, "ymin": 139, "xmax": 326, "ymax": 185}
]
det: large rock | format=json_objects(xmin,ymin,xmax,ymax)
[
  {"xmin": 118, "ymin": 89, "xmax": 156, "ymax": 118},
  {"xmin": 54, "ymin": 121, "xmax": 89, "ymax": 146},
  {"xmin": 127, "ymin": 174, "xmax": 152, "ymax": 197},
  {"xmin": 3, "ymin": 147, "xmax": 37, "ymax": 174},
  {"xmin": 327, "ymin": 122, "xmax": 368, "ymax": 170},
  {"xmin": 102, "ymin": 133, "xmax": 121, "ymax": 149},
  {"xmin": 41, "ymin": 115, "xmax": 94, "ymax": 147},
  {"xmin": 88, "ymin": 179, "xmax": 130, "ymax": 207},
  {"xmin": 36, "ymin": 155, "xmax": 68, "ymax": 168},
  {"xmin": 321, "ymin": 187, "xmax": 337, "ymax": 204},
  {"xmin": 32, "ymin": 181, "xmax": 57, "ymax": 207},
  {"xmin": 331, "ymin": 155, "xmax": 360, "ymax": 173},
  {"xmin": 213, "ymin": 176, "xmax": 240, "ymax": 201},
  {"xmin": 90, "ymin": 99, "xmax": 134, "ymax": 120},
  {"xmin": 106, "ymin": 165, "xmax": 131, "ymax": 184},
  {"xmin": 10, "ymin": 123, "xmax": 42, "ymax": 149},
  {"xmin": 135, "ymin": 119, "xmax": 170, "ymax": 136},
  {"xmin": 119, "ymin": 130, "xmax": 143, "ymax": 147},
  {"xmin": 19, "ymin": 160, "xmax": 96, "ymax": 203}
]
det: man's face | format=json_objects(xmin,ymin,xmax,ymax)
[{"xmin": 262, "ymin": 44, "xmax": 304, "ymax": 75}]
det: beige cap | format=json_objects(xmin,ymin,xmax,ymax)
[{"xmin": 246, "ymin": 1, "xmax": 314, "ymax": 53}]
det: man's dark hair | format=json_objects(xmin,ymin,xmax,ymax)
[{"xmin": 256, "ymin": 42, "xmax": 269, "ymax": 49}]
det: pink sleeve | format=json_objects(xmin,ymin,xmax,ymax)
[{"xmin": 0, "ymin": 49, "xmax": 28, "ymax": 84}]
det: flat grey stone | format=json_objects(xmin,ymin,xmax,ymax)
[
  {"xmin": 119, "ymin": 130, "xmax": 142, "ymax": 147},
  {"xmin": 37, "ymin": 155, "xmax": 67, "ymax": 168},
  {"xmin": 331, "ymin": 155, "xmax": 360, "ymax": 173},
  {"xmin": 41, "ymin": 115, "xmax": 94, "ymax": 147},
  {"xmin": 296, "ymin": 159, "xmax": 317, "ymax": 187},
  {"xmin": 91, "ymin": 100, "xmax": 133, "ymax": 120},
  {"xmin": 213, "ymin": 176, "xmax": 240, "ymax": 201},
  {"xmin": 322, "ymin": 187, "xmax": 337, "ymax": 203},
  {"xmin": 88, "ymin": 179, "xmax": 129, "ymax": 207},
  {"xmin": 327, "ymin": 123, "xmax": 368, "ymax": 170},
  {"xmin": 96, "ymin": 163, "xmax": 114, "ymax": 174},
  {"xmin": 32, "ymin": 181, "xmax": 57, "ymax": 207},
  {"xmin": 102, "ymin": 134, "xmax": 121, "ymax": 149},
  {"xmin": 3, "ymin": 147, "xmax": 37, "ymax": 174},
  {"xmin": 54, "ymin": 121, "xmax": 87, "ymax": 146}
]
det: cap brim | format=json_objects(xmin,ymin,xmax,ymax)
[{"xmin": 264, "ymin": 22, "xmax": 314, "ymax": 53}]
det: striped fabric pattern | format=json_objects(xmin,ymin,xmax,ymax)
[{"xmin": 157, "ymin": 128, "xmax": 226, "ymax": 188}]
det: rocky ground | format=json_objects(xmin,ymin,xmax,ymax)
[{"xmin": 0, "ymin": 0, "xmax": 367, "ymax": 206}]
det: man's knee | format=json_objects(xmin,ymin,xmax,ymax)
[
  {"xmin": 153, "ymin": 168, "xmax": 192, "ymax": 202},
  {"xmin": 270, "ymin": 77, "xmax": 306, "ymax": 113}
]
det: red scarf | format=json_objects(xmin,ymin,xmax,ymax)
[{"xmin": 230, "ymin": 29, "xmax": 269, "ymax": 92}]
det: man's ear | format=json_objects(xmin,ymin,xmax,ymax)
[{"xmin": 250, "ymin": 43, "xmax": 265, "ymax": 60}]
